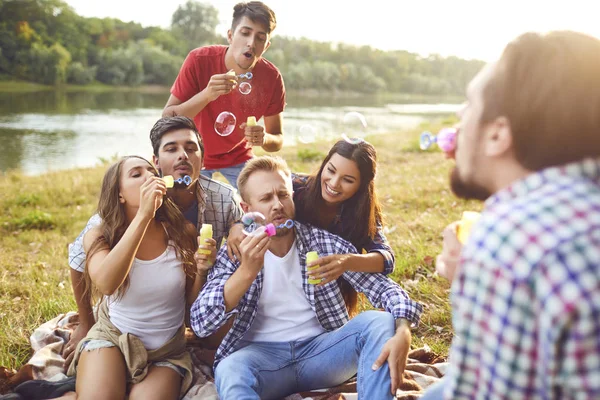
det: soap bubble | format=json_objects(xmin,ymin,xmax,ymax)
[
  {"xmin": 214, "ymin": 111, "xmax": 237, "ymax": 136},
  {"xmin": 239, "ymin": 81, "xmax": 252, "ymax": 95},
  {"xmin": 419, "ymin": 127, "xmax": 457, "ymax": 153},
  {"xmin": 297, "ymin": 124, "xmax": 318, "ymax": 144},
  {"xmin": 341, "ymin": 111, "xmax": 368, "ymax": 144}
]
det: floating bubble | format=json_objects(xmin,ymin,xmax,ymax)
[
  {"xmin": 214, "ymin": 111, "xmax": 237, "ymax": 136},
  {"xmin": 239, "ymin": 82, "xmax": 252, "ymax": 95},
  {"xmin": 238, "ymin": 72, "xmax": 253, "ymax": 80},
  {"xmin": 341, "ymin": 111, "xmax": 368, "ymax": 144},
  {"xmin": 297, "ymin": 124, "xmax": 318, "ymax": 144},
  {"xmin": 420, "ymin": 127, "xmax": 457, "ymax": 153}
]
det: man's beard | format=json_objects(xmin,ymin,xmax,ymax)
[
  {"xmin": 449, "ymin": 167, "xmax": 491, "ymax": 201},
  {"xmin": 274, "ymin": 226, "xmax": 293, "ymax": 237}
]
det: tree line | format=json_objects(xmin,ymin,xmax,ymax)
[{"xmin": 0, "ymin": 0, "xmax": 484, "ymax": 95}]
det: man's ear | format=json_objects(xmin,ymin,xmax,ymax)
[
  {"xmin": 153, "ymin": 155, "xmax": 162, "ymax": 176},
  {"xmin": 263, "ymin": 39, "xmax": 271, "ymax": 53},
  {"xmin": 484, "ymin": 116, "xmax": 513, "ymax": 158},
  {"xmin": 227, "ymin": 29, "xmax": 233, "ymax": 44}
]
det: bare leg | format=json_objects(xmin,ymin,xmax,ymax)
[
  {"xmin": 128, "ymin": 365, "xmax": 182, "ymax": 400},
  {"xmin": 75, "ymin": 347, "xmax": 127, "ymax": 400}
]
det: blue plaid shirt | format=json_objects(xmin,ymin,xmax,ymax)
[
  {"xmin": 292, "ymin": 173, "xmax": 395, "ymax": 274},
  {"xmin": 190, "ymin": 221, "xmax": 423, "ymax": 367}
]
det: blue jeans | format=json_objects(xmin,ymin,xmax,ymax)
[
  {"xmin": 419, "ymin": 378, "xmax": 447, "ymax": 400},
  {"xmin": 201, "ymin": 161, "xmax": 246, "ymax": 189},
  {"xmin": 215, "ymin": 311, "xmax": 396, "ymax": 400}
]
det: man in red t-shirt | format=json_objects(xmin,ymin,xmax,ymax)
[{"xmin": 163, "ymin": 1, "xmax": 286, "ymax": 189}]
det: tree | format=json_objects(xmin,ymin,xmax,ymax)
[
  {"xmin": 27, "ymin": 42, "xmax": 71, "ymax": 84},
  {"xmin": 171, "ymin": 1, "xmax": 219, "ymax": 51}
]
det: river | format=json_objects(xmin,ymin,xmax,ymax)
[{"xmin": 0, "ymin": 89, "xmax": 461, "ymax": 175}]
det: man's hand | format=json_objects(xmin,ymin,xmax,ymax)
[
  {"xmin": 63, "ymin": 322, "xmax": 91, "ymax": 369},
  {"xmin": 372, "ymin": 319, "xmax": 411, "ymax": 395},
  {"xmin": 307, "ymin": 254, "xmax": 352, "ymax": 285},
  {"xmin": 238, "ymin": 231, "xmax": 270, "ymax": 275},
  {"xmin": 202, "ymin": 71, "xmax": 238, "ymax": 102},
  {"xmin": 196, "ymin": 237, "xmax": 217, "ymax": 274},
  {"xmin": 226, "ymin": 223, "xmax": 245, "ymax": 261},
  {"xmin": 240, "ymin": 122, "xmax": 265, "ymax": 147},
  {"xmin": 436, "ymin": 221, "xmax": 463, "ymax": 284}
]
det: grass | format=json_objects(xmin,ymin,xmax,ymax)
[{"xmin": 0, "ymin": 120, "xmax": 481, "ymax": 370}]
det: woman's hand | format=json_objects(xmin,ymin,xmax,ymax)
[
  {"xmin": 307, "ymin": 254, "xmax": 353, "ymax": 285},
  {"xmin": 138, "ymin": 176, "xmax": 167, "ymax": 220}
]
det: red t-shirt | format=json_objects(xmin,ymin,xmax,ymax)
[{"xmin": 171, "ymin": 45, "xmax": 286, "ymax": 169}]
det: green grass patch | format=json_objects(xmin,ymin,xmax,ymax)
[{"xmin": 297, "ymin": 147, "xmax": 326, "ymax": 162}]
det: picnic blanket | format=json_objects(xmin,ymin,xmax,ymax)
[{"xmin": 0, "ymin": 313, "xmax": 447, "ymax": 399}]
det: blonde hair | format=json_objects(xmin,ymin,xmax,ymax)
[{"xmin": 237, "ymin": 156, "xmax": 291, "ymax": 202}]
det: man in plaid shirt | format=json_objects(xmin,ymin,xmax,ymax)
[
  {"xmin": 64, "ymin": 116, "xmax": 243, "ymax": 366},
  {"xmin": 422, "ymin": 31, "xmax": 600, "ymax": 399},
  {"xmin": 191, "ymin": 156, "xmax": 422, "ymax": 399}
]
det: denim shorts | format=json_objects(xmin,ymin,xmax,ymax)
[{"xmin": 81, "ymin": 339, "xmax": 186, "ymax": 377}]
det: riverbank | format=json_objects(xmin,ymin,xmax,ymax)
[
  {"xmin": 0, "ymin": 79, "xmax": 170, "ymax": 94},
  {"xmin": 0, "ymin": 80, "xmax": 465, "ymax": 103},
  {"xmin": 0, "ymin": 129, "xmax": 480, "ymax": 369}
]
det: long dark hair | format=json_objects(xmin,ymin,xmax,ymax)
[
  {"xmin": 295, "ymin": 140, "xmax": 383, "ymax": 317},
  {"xmin": 85, "ymin": 156, "xmax": 198, "ymax": 302}
]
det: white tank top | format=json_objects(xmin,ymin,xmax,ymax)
[{"xmin": 108, "ymin": 244, "xmax": 186, "ymax": 350}]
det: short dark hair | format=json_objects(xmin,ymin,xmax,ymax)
[
  {"xmin": 231, "ymin": 1, "xmax": 276, "ymax": 34},
  {"xmin": 481, "ymin": 31, "xmax": 600, "ymax": 171},
  {"xmin": 149, "ymin": 116, "xmax": 203, "ymax": 158}
]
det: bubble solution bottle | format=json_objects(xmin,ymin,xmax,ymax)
[
  {"xmin": 306, "ymin": 251, "xmax": 321, "ymax": 284},
  {"xmin": 198, "ymin": 224, "xmax": 213, "ymax": 255}
]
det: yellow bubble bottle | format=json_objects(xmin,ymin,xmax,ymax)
[
  {"xmin": 163, "ymin": 175, "xmax": 174, "ymax": 188},
  {"xmin": 246, "ymin": 116, "xmax": 257, "ymax": 126},
  {"xmin": 306, "ymin": 251, "xmax": 321, "ymax": 284},
  {"xmin": 199, "ymin": 224, "xmax": 213, "ymax": 255},
  {"xmin": 456, "ymin": 211, "xmax": 481, "ymax": 244}
]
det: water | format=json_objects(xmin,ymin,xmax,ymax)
[{"xmin": 0, "ymin": 89, "xmax": 462, "ymax": 175}]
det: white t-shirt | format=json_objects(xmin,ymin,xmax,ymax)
[
  {"xmin": 243, "ymin": 240, "xmax": 326, "ymax": 342},
  {"xmin": 108, "ymin": 245, "xmax": 186, "ymax": 350}
]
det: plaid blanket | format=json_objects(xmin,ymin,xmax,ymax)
[{"xmin": 0, "ymin": 313, "xmax": 447, "ymax": 399}]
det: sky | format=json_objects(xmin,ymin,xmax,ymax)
[{"xmin": 64, "ymin": 0, "xmax": 600, "ymax": 62}]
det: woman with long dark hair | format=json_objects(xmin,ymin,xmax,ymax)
[
  {"xmin": 60, "ymin": 156, "xmax": 215, "ymax": 400},
  {"xmin": 292, "ymin": 139, "xmax": 394, "ymax": 316}
]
